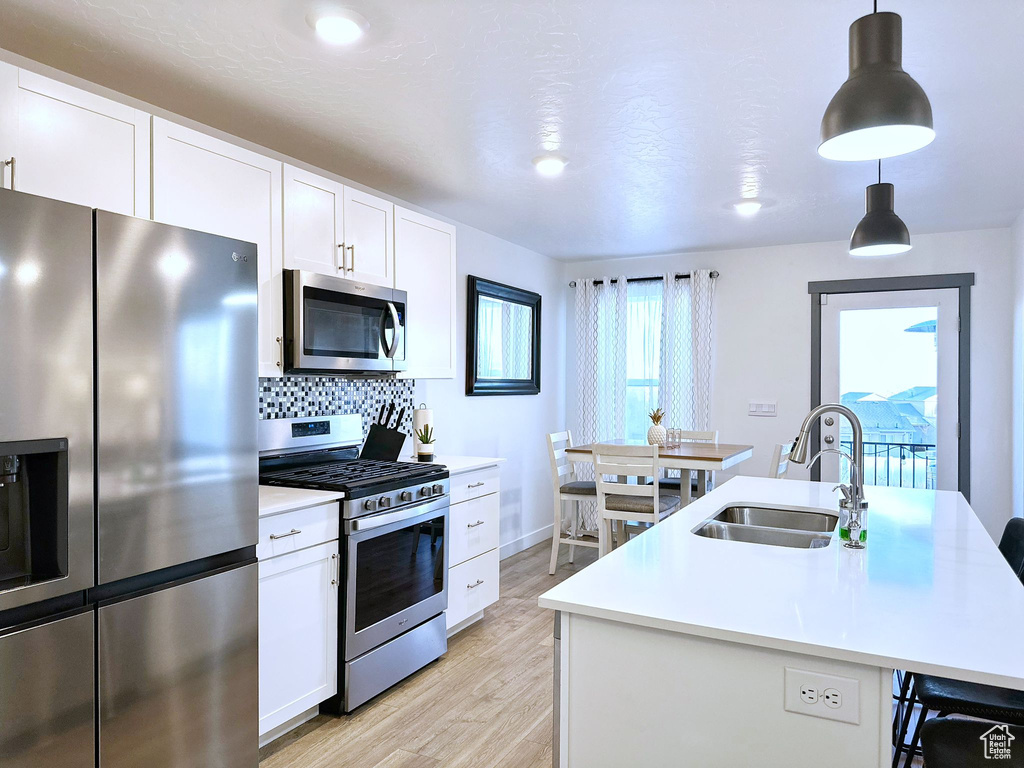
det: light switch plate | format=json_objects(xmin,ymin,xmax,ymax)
[
  {"xmin": 784, "ymin": 667, "xmax": 860, "ymax": 725},
  {"xmin": 748, "ymin": 401, "xmax": 777, "ymax": 417}
]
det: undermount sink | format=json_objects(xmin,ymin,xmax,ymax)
[
  {"xmin": 692, "ymin": 504, "xmax": 837, "ymax": 549},
  {"xmin": 713, "ymin": 505, "xmax": 838, "ymax": 533}
]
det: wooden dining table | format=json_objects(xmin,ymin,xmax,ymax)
[{"xmin": 565, "ymin": 438, "xmax": 755, "ymax": 504}]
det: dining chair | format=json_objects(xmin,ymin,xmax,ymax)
[
  {"xmin": 768, "ymin": 442, "xmax": 793, "ymax": 479},
  {"xmin": 547, "ymin": 430, "xmax": 599, "ymax": 575},
  {"xmin": 593, "ymin": 443, "xmax": 681, "ymax": 557},
  {"xmin": 893, "ymin": 518, "xmax": 1024, "ymax": 767},
  {"xmin": 655, "ymin": 430, "xmax": 719, "ymax": 501}
]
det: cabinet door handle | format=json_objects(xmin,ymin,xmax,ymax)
[
  {"xmin": 467, "ymin": 579, "xmax": 484, "ymax": 590},
  {"xmin": 467, "ymin": 520, "xmax": 485, "ymax": 528},
  {"xmin": 330, "ymin": 553, "xmax": 339, "ymax": 585},
  {"xmin": 269, "ymin": 528, "xmax": 301, "ymax": 540},
  {"xmin": 275, "ymin": 335, "xmax": 283, "ymax": 368},
  {"xmin": 2, "ymin": 157, "xmax": 15, "ymax": 190},
  {"xmin": 338, "ymin": 243, "xmax": 346, "ymax": 271},
  {"xmin": 347, "ymin": 244, "xmax": 355, "ymax": 272},
  {"xmin": 467, "ymin": 481, "xmax": 485, "ymax": 489}
]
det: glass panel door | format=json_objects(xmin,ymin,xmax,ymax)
[{"xmin": 820, "ymin": 289, "xmax": 959, "ymax": 490}]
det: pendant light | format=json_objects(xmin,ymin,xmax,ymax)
[
  {"xmin": 819, "ymin": 3, "xmax": 934, "ymax": 162},
  {"xmin": 849, "ymin": 161, "xmax": 911, "ymax": 256}
]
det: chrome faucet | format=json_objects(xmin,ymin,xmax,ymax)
[{"xmin": 789, "ymin": 404, "xmax": 868, "ymax": 549}]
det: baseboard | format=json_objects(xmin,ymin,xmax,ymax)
[
  {"xmin": 259, "ymin": 705, "xmax": 319, "ymax": 748},
  {"xmin": 500, "ymin": 523, "xmax": 554, "ymax": 560},
  {"xmin": 447, "ymin": 609, "xmax": 485, "ymax": 637}
]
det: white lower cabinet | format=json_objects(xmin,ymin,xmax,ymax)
[
  {"xmin": 258, "ymin": 505, "xmax": 339, "ymax": 743},
  {"xmin": 446, "ymin": 466, "xmax": 501, "ymax": 632},
  {"xmin": 448, "ymin": 549, "xmax": 500, "ymax": 630}
]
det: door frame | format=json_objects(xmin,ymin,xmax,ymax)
[{"xmin": 808, "ymin": 273, "xmax": 975, "ymax": 500}]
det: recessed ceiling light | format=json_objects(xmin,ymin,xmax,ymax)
[
  {"xmin": 533, "ymin": 155, "xmax": 567, "ymax": 177},
  {"xmin": 733, "ymin": 199, "xmax": 763, "ymax": 216},
  {"xmin": 310, "ymin": 10, "xmax": 369, "ymax": 45}
]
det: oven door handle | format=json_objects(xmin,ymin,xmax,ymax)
[
  {"xmin": 382, "ymin": 301, "xmax": 400, "ymax": 359},
  {"xmin": 351, "ymin": 501, "xmax": 443, "ymax": 531}
]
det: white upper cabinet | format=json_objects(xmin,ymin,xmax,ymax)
[
  {"xmin": 395, "ymin": 207, "xmax": 457, "ymax": 379},
  {"xmin": 343, "ymin": 186, "xmax": 393, "ymax": 287},
  {"xmin": 283, "ymin": 164, "xmax": 344, "ymax": 276},
  {"xmin": 0, "ymin": 63, "xmax": 149, "ymax": 216},
  {"xmin": 152, "ymin": 117, "xmax": 283, "ymax": 377},
  {"xmin": 283, "ymin": 165, "xmax": 393, "ymax": 288}
]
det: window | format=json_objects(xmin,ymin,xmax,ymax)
[{"xmin": 625, "ymin": 280, "xmax": 662, "ymax": 441}]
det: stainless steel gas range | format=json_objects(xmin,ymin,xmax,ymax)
[{"xmin": 258, "ymin": 415, "xmax": 450, "ymax": 712}]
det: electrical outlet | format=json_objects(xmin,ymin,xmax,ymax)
[
  {"xmin": 823, "ymin": 688, "xmax": 842, "ymax": 709},
  {"xmin": 800, "ymin": 685, "xmax": 819, "ymax": 705},
  {"xmin": 784, "ymin": 668, "xmax": 860, "ymax": 725}
]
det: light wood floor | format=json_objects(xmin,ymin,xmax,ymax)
[{"xmin": 259, "ymin": 541, "xmax": 598, "ymax": 768}]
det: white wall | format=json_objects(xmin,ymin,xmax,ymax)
[
  {"xmin": 564, "ymin": 228, "xmax": 1014, "ymax": 540},
  {"xmin": 417, "ymin": 225, "xmax": 566, "ymax": 558},
  {"xmin": 1012, "ymin": 212, "xmax": 1024, "ymax": 521}
]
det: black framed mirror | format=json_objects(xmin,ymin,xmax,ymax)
[{"xmin": 466, "ymin": 276, "xmax": 541, "ymax": 396}]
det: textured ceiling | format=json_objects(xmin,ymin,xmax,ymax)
[{"xmin": 0, "ymin": 0, "xmax": 1022, "ymax": 260}]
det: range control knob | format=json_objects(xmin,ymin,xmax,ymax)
[
  {"xmin": 399, "ymin": 490, "xmax": 413, "ymax": 502},
  {"xmin": 432, "ymin": 483, "xmax": 445, "ymax": 495},
  {"xmin": 420, "ymin": 486, "xmax": 433, "ymax": 498},
  {"xmin": 378, "ymin": 496, "xmax": 392, "ymax": 509},
  {"xmin": 363, "ymin": 498, "xmax": 377, "ymax": 512}
]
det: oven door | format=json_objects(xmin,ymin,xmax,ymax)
[
  {"xmin": 285, "ymin": 270, "xmax": 400, "ymax": 373},
  {"xmin": 344, "ymin": 497, "xmax": 448, "ymax": 660}
]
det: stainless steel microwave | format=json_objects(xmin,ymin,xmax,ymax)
[{"xmin": 284, "ymin": 270, "xmax": 407, "ymax": 374}]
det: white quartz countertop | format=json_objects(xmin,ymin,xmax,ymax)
[
  {"xmin": 399, "ymin": 454, "xmax": 506, "ymax": 474},
  {"xmin": 539, "ymin": 477, "xmax": 1024, "ymax": 689},
  {"xmin": 258, "ymin": 486, "xmax": 345, "ymax": 517}
]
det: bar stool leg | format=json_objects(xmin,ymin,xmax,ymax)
[{"xmin": 569, "ymin": 500, "xmax": 577, "ymax": 564}]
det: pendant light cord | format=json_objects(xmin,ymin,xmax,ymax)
[
  {"xmin": 878, "ymin": 159, "xmax": 881, "ymax": 184},
  {"xmin": 873, "ymin": 0, "xmax": 878, "ymax": 12}
]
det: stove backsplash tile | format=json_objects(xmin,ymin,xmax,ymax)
[{"xmin": 259, "ymin": 377, "xmax": 416, "ymax": 436}]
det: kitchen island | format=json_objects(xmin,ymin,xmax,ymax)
[{"xmin": 539, "ymin": 477, "xmax": 1024, "ymax": 767}]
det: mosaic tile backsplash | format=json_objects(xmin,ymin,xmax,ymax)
[{"xmin": 259, "ymin": 376, "xmax": 416, "ymax": 437}]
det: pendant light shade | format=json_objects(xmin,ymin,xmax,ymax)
[
  {"xmin": 819, "ymin": 12, "xmax": 934, "ymax": 162},
  {"xmin": 849, "ymin": 182, "xmax": 912, "ymax": 256}
]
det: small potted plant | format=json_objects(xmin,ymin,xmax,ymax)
[
  {"xmin": 415, "ymin": 424, "xmax": 436, "ymax": 462},
  {"xmin": 647, "ymin": 408, "xmax": 667, "ymax": 446}
]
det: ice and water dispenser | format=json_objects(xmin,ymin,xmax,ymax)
[{"xmin": 0, "ymin": 438, "xmax": 69, "ymax": 590}]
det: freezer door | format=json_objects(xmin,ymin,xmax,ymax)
[
  {"xmin": 0, "ymin": 189, "xmax": 94, "ymax": 611},
  {"xmin": 99, "ymin": 562, "xmax": 258, "ymax": 768},
  {"xmin": 95, "ymin": 211, "xmax": 259, "ymax": 583},
  {"xmin": 0, "ymin": 610, "xmax": 95, "ymax": 768}
]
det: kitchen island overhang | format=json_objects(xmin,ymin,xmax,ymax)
[{"xmin": 540, "ymin": 477, "xmax": 1024, "ymax": 768}]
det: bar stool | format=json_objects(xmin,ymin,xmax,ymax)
[
  {"xmin": 593, "ymin": 443, "xmax": 681, "ymax": 557},
  {"xmin": 547, "ymin": 430, "xmax": 599, "ymax": 574},
  {"xmin": 893, "ymin": 518, "xmax": 1024, "ymax": 767},
  {"xmin": 921, "ymin": 717, "xmax": 1024, "ymax": 767}
]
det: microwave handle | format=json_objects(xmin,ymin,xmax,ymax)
[{"xmin": 383, "ymin": 302, "xmax": 400, "ymax": 358}]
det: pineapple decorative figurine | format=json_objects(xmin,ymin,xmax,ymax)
[{"xmin": 647, "ymin": 408, "xmax": 667, "ymax": 446}]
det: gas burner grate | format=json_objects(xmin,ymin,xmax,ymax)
[{"xmin": 260, "ymin": 458, "xmax": 442, "ymax": 491}]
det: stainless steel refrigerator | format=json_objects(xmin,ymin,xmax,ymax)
[{"xmin": 0, "ymin": 188, "xmax": 259, "ymax": 768}]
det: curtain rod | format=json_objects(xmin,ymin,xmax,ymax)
[{"xmin": 567, "ymin": 271, "xmax": 719, "ymax": 287}]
